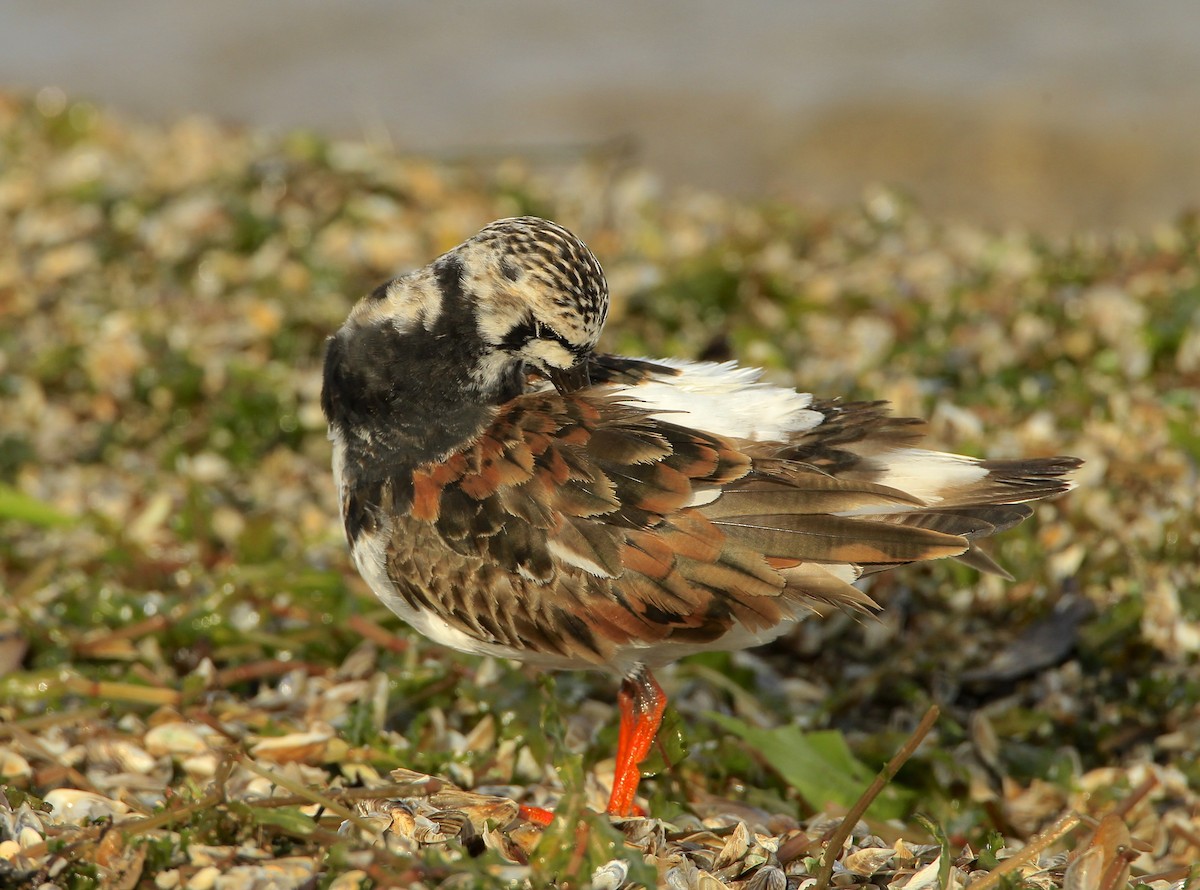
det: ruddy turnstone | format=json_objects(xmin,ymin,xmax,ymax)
[{"xmin": 321, "ymin": 216, "xmax": 1080, "ymax": 823}]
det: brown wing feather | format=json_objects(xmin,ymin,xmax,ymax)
[
  {"xmin": 381, "ymin": 386, "xmax": 993, "ymax": 666},
  {"xmin": 713, "ymin": 511, "xmax": 968, "ymax": 564},
  {"xmin": 745, "ymin": 400, "xmax": 1079, "ymax": 579},
  {"xmin": 383, "ymin": 387, "xmax": 1075, "ymax": 667}
]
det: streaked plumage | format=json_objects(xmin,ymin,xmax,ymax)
[{"xmin": 321, "ymin": 217, "xmax": 1080, "ymax": 821}]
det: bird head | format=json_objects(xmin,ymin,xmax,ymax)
[
  {"xmin": 452, "ymin": 217, "xmax": 607, "ymax": 394},
  {"xmin": 326, "ymin": 217, "xmax": 608, "ymax": 435}
]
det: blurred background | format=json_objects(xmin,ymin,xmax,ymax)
[{"xmin": 3, "ymin": 0, "xmax": 1199, "ymax": 232}]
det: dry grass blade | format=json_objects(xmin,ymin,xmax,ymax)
[
  {"xmin": 970, "ymin": 811, "xmax": 1083, "ymax": 890},
  {"xmin": 1108, "ymin": 772, "xmax": 1158, "ymax": 819},
  {"xmin": 253, "ymin": 781, "xmax": 459, "ymax": 810},
  {"xmin": 63, "ymin": 675, "xmax": 183, "ymax": 707},
  {"xmin": 0, "ymin": 707, "xmax": 103, "ymax": 737},
  {"xmin": 212, "ymin": 658, "xmax": 326, "ymax": 688},
  {"xmin": 813, "ymin": 704, "xmax": 940, "ymax": 890},
  {"xmin": 239, "ymin": 754, "xmax": 379, "ymax": 835},
  {"xmin": 347, "ymin": 614, "xmax": 411, "ymax": 653}
]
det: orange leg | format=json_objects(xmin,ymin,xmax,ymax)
[
  {"xmin": 606, "ymin": 667, "xmax": 666, "ymax": 818},
  {"xmin": 518, "ymin": 804, "xmax": 555, "ymax": 826}
]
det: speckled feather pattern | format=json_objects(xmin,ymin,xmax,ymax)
[{"xmin": 322, "ymin": 217, "xmax": 1081, "ymax": 676}]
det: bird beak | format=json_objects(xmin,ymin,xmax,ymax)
[{"xmin": 548, "ymin": 359, "xmax": 592, "ymax": 394}]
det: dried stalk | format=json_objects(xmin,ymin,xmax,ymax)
[{"xmin": 814, "ymin": 704, "xmax": 940, "ymax": 890}]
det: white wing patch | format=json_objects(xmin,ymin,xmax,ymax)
[
  {"xmin": 547, "ymin": 538, "xmax": 613, "ymax": 578},
  {"xmin": 872, "ymin": 448, "xmax": 989, "ymax": 505},
  {"xmin": 814, "ymin": 562, "xmax": 862, "ymax": 584},
  {"xmin": 612, "ymin": 359, "xmax": 823, "ymax": 441},
  {"xmin": 686, "ymin": 486, "xmax": 723, "ymax": 508}
]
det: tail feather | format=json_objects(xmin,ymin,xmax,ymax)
[
  {"xmin": 952, "ymin": 546, "xmax": 1015, "ymax": 580},
  {"xmin": 706, "ymin": 399, "xmax": 1080, "ymax": 606},
  {"xmin": 714, "ymin": 512, "xmax": 969, "ymax": 565},
  {"xmin": 884, "ymin": 503, "xmax": 1035, "ymax": 539}
]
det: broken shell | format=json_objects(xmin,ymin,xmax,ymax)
[
  {"xmin": 894, "ymin": 855, "xmax": 947, "ymax": 890},
  {"xmin": 186, "ymin": 865, "xmax": 221, "ymax": 890},
  {"xmin": 248, "ymin": 728, "xmax": 334, "ymax": 764},
  {"xmin": 0, "ymin": 749, "xmax": 32, "ymax": 783},
  {"xmin": 712, "ymin": 820, "xmax": 750, "ymax": 872},
  {"xmin": 745, "ymin": 865, "xmax": 787, "ymax": 890},
  {"xmin": 592, "ymin": 859, "xmax": 630, "ymax": 890},
  {"xmin": 86, "ymin": 737, "xmax": 160, "ymax": 774},
  {"xmin": 143, "ymin": 722, "xmax": 214, "ymax": 757},
  {"xmin": 43, "ymin": 789, "xmax": 130, "ymax": 824},
  {"xmin": 181, "ymin": 752, "xmax": 220, "ymax": 779},
  {"xmin": 844, "ymin": 846, "xmax": 897, "ymax": 876},
  {"xmin": 327, "ymin": 870, "xmax": 371, "ymax": 890}
]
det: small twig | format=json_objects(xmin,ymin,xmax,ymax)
[
  {"xmin": 346, "ymin": 614, "xmax": 410, "ymax": 653},
  {"xmin": 969, "ymin": 811, "xmax": 1083, "ymax": 890},
  {"xmin": 1099, "ymin": 847, "xmax": 1138, "ymax": 890},
  {"xmin": 1110, "ymin": 772, "xmax": 1158, "ymax": 819},
  {"xmin": 814, "ymin": 704, "xmax": 940, "ymax": 890},
  {"xmin": 246, "ymin": 781, "xmax": 453, "ymax": 809},
  {"xmin": 212, "ymin": 659, "xmax": 326, "ymax": 688},
  {"xmin": 239, "ymin": 755, "xmax": 379, "ymax": 835},
  {"xmin": 1140, "ymin": 864, "xmax": 1199, "ymax": 884},
  {"xmin": 1168, "ymin": 819, "xmax": 1200, "ymax": 854}
]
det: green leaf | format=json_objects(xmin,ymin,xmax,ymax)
[
  {"xmin": 914, "ymin": 814, "xmax": 953, "ymax": 889},
  {"xmin": 0, "ymin": 483, "xmax": 75, "ymax": 527},
  {"xmin": 639, "ymin": 706, "xmax": 686, "ymax": 777},
  {"xmin": 709, "ymin": 713, "xmax": 914, "ymax": 821}
]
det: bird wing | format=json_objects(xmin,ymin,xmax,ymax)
[
  {"xmin": 393, "ymin": 385, "xmax": 985, "ymax": 664},
  {"xmin": 590, "ymin": 356, "xmax": 1079, "ymax": 581}
]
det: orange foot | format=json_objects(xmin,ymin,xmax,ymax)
[
  {"xmin": 518, "ymin": 804, "xmax": 555, "ymax": 826},
  {"xmin": 521, "ymin": 667, "xmax": 666, "ymax": 826},
  {"xmin": 606, "ymin": 668, "xmax": 666, "ymax": 818}
]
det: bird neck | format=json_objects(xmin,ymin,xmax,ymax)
[{"xmin": 320, "ymin": 312, "xmax": 524, "ymax": 471}]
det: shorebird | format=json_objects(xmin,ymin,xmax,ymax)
[{"xmin": 321, "ymin": 216, "xmax": 1079, "ymax": 823}]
